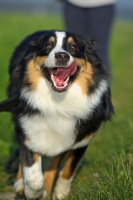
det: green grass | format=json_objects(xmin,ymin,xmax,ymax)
[{"xmin": 0, "ymin": 13, "xmax": 133, "ymax": 199}]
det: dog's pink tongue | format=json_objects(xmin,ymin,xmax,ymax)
[{"xmin": 54, "ymin": 62, "xmax": 77, "ymax": 86}]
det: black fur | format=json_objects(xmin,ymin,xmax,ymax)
[
  {"xmin": 3, "ymin": 31, "xmax": 114, "ymax": 199},
  {"xmin": 6, "ymin": 29, "xmax": 114, "ymax": 166}
]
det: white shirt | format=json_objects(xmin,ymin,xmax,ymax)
[{"xmin": 67, "ymin": 0, "xmax": 115, "ymax": 7}]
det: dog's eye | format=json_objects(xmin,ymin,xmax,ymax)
[
  {"xmin": 70, "ymin": 43, "xmax": 78, "ymax": 51},
  {"xmin": 45, "ymin": 43, "xmax": 52, "ymax": 50}
]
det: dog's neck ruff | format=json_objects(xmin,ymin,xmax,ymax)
[{"xmin": 21, "ymin": 77, "xmax": 108, "ymax": 119}]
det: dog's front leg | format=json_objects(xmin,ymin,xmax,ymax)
[
  {"xmin": 53, "ymin": 145, "xmax": 88, "ymax": 199},
  {"xmin": 20, "ymin": 144, "xmax": 44, "ymax": 200}
]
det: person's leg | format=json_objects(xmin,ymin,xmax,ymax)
[
  {"xmin": 63, "ymin": 1, "xmax": 86, "ymax": 36},
  {"xmin": 85, "ymin": 4, "xmax": 115, "ymax": 71}
]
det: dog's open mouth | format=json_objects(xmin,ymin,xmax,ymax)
[{"xmin": 44, "ymin": 61, "xmax": 78, "ymax": 92}]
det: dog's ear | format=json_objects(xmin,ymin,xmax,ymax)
[
  {"xmin": 24, "ymin": 35, "xmax": 46, "ymax": 59},
  {"xmin": 84, "ymin": 37, "xmax": 102, "ymax": 65},
  {"xmin": 84, "ymin": 37, "xmax": 96, "ymax": 53},
  {"xmin": 28, "ymin": 40, "xmax": 37, "ymax": 48},
  {"xmin": 0, "ymin": 96, "xmax": 20, "ymax": 112},
  {"xmin": 86, "ymin": 37, "xmax": 96, "ymax": 50},
  {"xmin": 102, "ymin": 88, "xmax": 114, "ymax": 121},
  {"xmin": 24, "ymin": 36, "xmax": 42, "ymax": 58},
  {"xmin": 29, "ymin": 35, "xmax": 44, "ymax": 48}
]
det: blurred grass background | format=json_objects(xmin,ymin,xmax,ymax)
[{"xmin": 0, "ymin": 13, "xmax": 133, "ymax": 199}]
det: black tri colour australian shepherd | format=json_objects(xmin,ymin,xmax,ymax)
[{"xmin": 5, "ymin": 30, "xmax": 114, "ymax": 199}]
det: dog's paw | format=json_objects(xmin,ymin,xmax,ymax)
[
  {"xmin": 24, "ymin": 173, "xmax": 44, "ymax": 200},
  {"xmin": 14, "ymin": 178, "xmax": 24, "ymax": 196},
  {"xmin": 40, "ymin": 190, "xmax": 49, "ymax": 200},
  {"xmin": 15, "ymin": 193, "xmax": 27, "ymax": 200},
  {"xmin": 53, "ymin": 175, "xmax": 73, "ymax": 200}
]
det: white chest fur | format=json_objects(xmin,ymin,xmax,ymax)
[
  {"xmin": 20, "ymin": 78, "xmax": 107, "ymax": 156},
  {"xmin": 20, "ymin": 113, "xmax": 76, "ymax": 156}
]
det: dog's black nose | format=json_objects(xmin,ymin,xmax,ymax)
[{"xmin": 55, "ymin": 52, "xmax": 70, "ymax": 64}]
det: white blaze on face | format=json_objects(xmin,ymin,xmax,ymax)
[
  {"xmin": 45, "ymin": 31, "xmax": 73, "ymax": 68},
  {"xmin": 55, "ymin": 31, "xmax": 66, "ymax": 50}
]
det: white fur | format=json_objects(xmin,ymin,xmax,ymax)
[
  {"xmin": 21, "ymin": 114, "xmax": 76, "ymax": 156},
  {"xmin": 45, "ymin": 31, "xmax": 74, "ymax": 68},
  {"xmin": 14, "ymin": 178, "xmax": 23, "ymax": 192},
  {"xmin": 41, "ymin": 190, "xmax": 48, "ymax": 199},
  {"xmin": 53, "ymin": 172, "xmax": 73, "ymax": 200},
  {"xmin": 20, "ymin": 78, "xmax": 108, "ymax": 156},
  {"xmin": 72, "ymin": 138, "xmax": 90, "ymax": 149},
  {"xmin": 23, "ymin": 156, "xmax": 44, "ymax": 199}
]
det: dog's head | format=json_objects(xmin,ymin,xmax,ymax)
[
  {"xmin": 23, "ymin": 31, "xmax": 107, "ymax": 94},
  {"xmin": 7, "ymin": 30, "xmax": 113, "ymax": 121}
]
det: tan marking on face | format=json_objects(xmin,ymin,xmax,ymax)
[
  {"xmin": 44, "ymin": 153, "xmax": 65, "ymax": 195},
  {"xmin": 26, "ymin": 56, "xmax": 47, "ymax": 90},
  {"xmin": 68, "ymin": 37, "xmax": 75, "ymax": 44},
  {"xmin": 48, "ymin": 36, "xmax": 55, "ymax": 43},
  {"xmin": 74, "ymin": 58, "xmax": 94, "ymax": 95}
]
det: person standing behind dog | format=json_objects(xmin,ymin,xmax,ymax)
[{"xmin": 63, "ymin": 0, "xmax": 115, "ymax": 71}]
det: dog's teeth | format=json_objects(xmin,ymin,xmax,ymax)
[
  {"xmin": 64, "ymin": 77, "xmax": 69, "ymax": 84},
  {"xmin": 51, "ymin": 74, "xmax": 54, "ymax": 79},
  {"xmin": 51, "ymin": 74, "xmax": 69, "ymax": 89},
  {"xmin": 51, "ymin": 74, "xmax": 56, "ymax": 87}
]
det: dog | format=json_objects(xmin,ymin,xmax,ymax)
[{"xmin": 5, "ymin": 30, "xmax": 114, "ymax": 200}]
